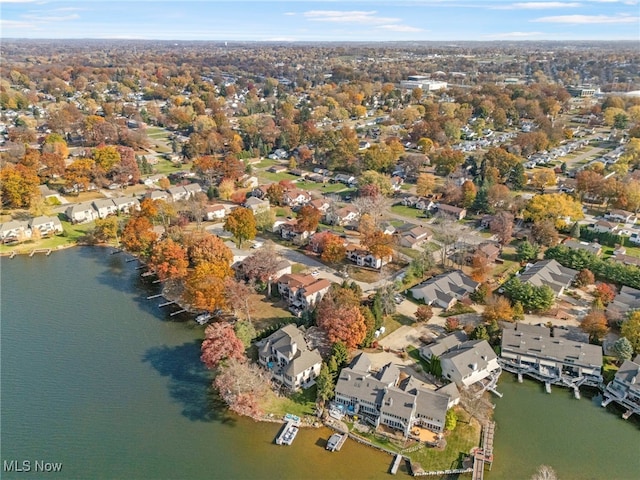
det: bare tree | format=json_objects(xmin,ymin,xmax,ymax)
[
  {"xmin": 352, "ymin": 194, "xmax": 390, "ymax": 227},
  {"xmin": 431, "ymin": 214, "xmax": 459, "ymax": 268},
  {"xmin": 531, "ymin": 465, "xmax": 557, "ymax": 480}
]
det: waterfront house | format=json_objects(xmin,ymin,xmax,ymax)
[
  {"xmin": 0, "ymin": 219, "xmax": 31, "ymax": 243},
  {"xmin": 518, "ymin": 259, "xmax": 578, "ymax": 296},
  {"xmin": 65, "ymin": 203, "xmax": 99, "ymax": 223},
  {"xmin": 333, "ymin": 353, "xmax": 459, "ymax": 437},
  {"xmin": 500, "ymin": 323, "xmax": 603, "ymax": 391},
  {"xmin": 256, "ymin": 324, "xmax": 322, "ymax": 391},
  {"xmin": 410, "ymin": 271, "xmax": 479, "ymax": 310},
  {"xmin": 92, "ymin": 199, "xmax": 118, "ymax": 219},
  {"xmin": 29, "ymin": 216, "xmax": 63, "ymax": 237},
  {"xmin": 601, "ymin": 355, "xmax": 640, "ymax": 420},
  {"xmin": 420, "ymin": 331, "xmax": 468, "ymax": 361}
]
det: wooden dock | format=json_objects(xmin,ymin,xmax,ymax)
[
  {"xmin": 29, "ymin": 248, "xmax": 52, "ymax": 257},
  {"xmin": 8, "ymin": 251, "xmax": 16, "ymax": 259},
  {"xmin": 471, "ymin": 422, "xmax": 496, "ymax": 480},
  {"xmin": 390, "ymin": 454, "xmax": 403, "ymax": 475}
]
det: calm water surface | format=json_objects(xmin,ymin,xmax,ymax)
[{"xmin": 1, "ymin": 248, "xmax": 638, "ymax": 479}]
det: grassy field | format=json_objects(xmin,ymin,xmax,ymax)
[
  {"xmin": 295, "ymin": 181, "xmax": 346, "ymax": 194},
  {"xmin": 152, "ymin": 158, "xmax": 191, "ymax": 175},
  {"xmin": 391, "ymin": 205, "xmax": 424, "ymax": 220},
  {"xmin": 255, "ymin": 158, "xmax": 279, "ymax": 168},
  {"xmin": 602, "ymin": 356, "xmax": 620, "ymax": 383},
  {"xmin": 407, "ymin": 407, "xmax": 481, "ymax": 471},
  {"xmin": 382, "ymin": 312, "xmax": 416, "ymax": 336},
  {"xmin": 261, "ymin": 385, "xmax": 318, "ymax": 418},
  {"xmin": 260, "ymin": 171, "xmax": 298, "ymax": 183},
  {"xmin": 602, "ymin": 245, "xmax": 640, "ymax": 258},
  {"xmin": 249, "ymin": 293, "xmax": 294, "ymax": 332}
]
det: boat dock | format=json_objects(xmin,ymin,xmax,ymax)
[
  {"xmin": 471, "ymin": 422, "xmax": 495, "ymax": 480},
  {"xmin": 390, "ymin": 454, "xmax": 403, "ymax": 475},
  {"xmin": 29, "ymin": 248, "xmax": 52, "ymax": 256},
  {"xmin": 326, "ymin": 433, "xmax": 347, "ymax": 452},
  {"xmin": 275, "ymin": 414, "xmax": 301, "ymax": 446}
]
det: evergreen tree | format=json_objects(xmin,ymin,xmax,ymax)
[
  {"xmin": 508, "ymin": 162, "xmax": 526, "ymax": 190},
  {"xmin": 570, "ymin": 222, "xmax": 581, "ymax": 239},
  {"xmin": 612, "ymin": 337, "xmax": 634, "ymax": 363},
  {"xmin": 471, "ymin": 187, "xmax": 491, "ymax": 214}
]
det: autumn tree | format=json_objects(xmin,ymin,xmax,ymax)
[
  {"xmin": 482, "ymin": 296, "xmax": 514, "ymax": 322},
  {"xmin": 218, "ymin": 178, "xmax": 235, "ymax": 201},
  {"xmin": 225, "ymin": 278, "xmax": 254, "ymax": 322},
  {"xmin": 524, "ymin": 193, "xmax": 584, "ymax": 228},
  {"xmin": 316, "ymin": 290, "xmax": 367, "ymax": 349},
  {"xmin": 461, "ymin": 180, "xmax": 477, "ymax": 209},
  {"xmin": 321, "ymin": 234, "xmax": 347, "ymax": 264},
  {"xmin": 470, "ymin": 253, "xmax": 491, "ymax": 282},
  {"xmin": 148, "ymin": 238, "xmax": 188, "ymax": 281},
  {"xmin": 93, "ymin": 144, "xmax": 121, "ymax": 175},
  {"xmin": 183, "ymin": 261, "xmax": 228, "ymax": 313},
  {"xmin": 239, "ymin": 243, "xmax": 282, "ymax": 295},
  {"xmin": 214, "ymin": 359, "xmax": 270, "ymax": 418},
  {"xmin": 296, "ymin": 205, "xmax": 321, "ymax": 233},
  {"xmin": 580, "ymin": 308, "xmax": 609, "ymax": 344},
  {"xmin": 489, "ymin": 211, "xmax": 514, "ymax": 246},
  {"xmin": 416, "ymin": 173, "xmax": 436, "ymax": 197},
  {"xmin": 531, "ymin": 219, "xmax": 559, "ymax": 247},
  {"xmin": 201, "ymin": 323, "xmax": 246, "ymax": 369},
  {"xmin": 362, "ymin": 230, "xmax": 394, "ymax": 262},
  {"xmin": 575, "ymin": 268, "xmax": 595, "ymax": 287},
  {"xmin": 121, "ymin": 216, "xmax": 158, "ymax": 257},
  {"xmin": 415, "ymin": 305, "xmax": 434, "ymax": 323},
  {"xmin": 621, "ymin": 312, "xmax": 640, "ymax": 354},
  {"xmin": 358, "ymin": 170, "xmax": 393, "ymax": 197},
  {"xmin": 93, "ymin": 216, "xmax": 120, "ymax": 243},
  {"xmin": 530, "ymin": 169, "xmax": 557, "ymax": 193},
  {"xmin": 187, "ymin": 233, "xmax": 233, "ymax": 272},
  {"xmin": 593, "ymin": 283, "xmax": 616, "ymax": 306},
  {"xmin": 266, "ymin": 183, "xmax": 285, "ymax": 206},
  {"xmin": 224, "ymin": 207, "xmax": 257, "ymax": 248},
  {"xmin": 431, "ymin": 148, "xmax": 465, "ymax": 176},
  {"xmin": 444, "ymin": 317, "xmax": 460, "ymax": 332},
  {"xmin": 0, "ymin": 163, "xmax": 39, "ymax": 207}
]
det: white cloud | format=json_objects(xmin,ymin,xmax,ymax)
[
  {"xmin": 494, "ymin": 2, "xmax": 582, "ymax": 9},
  {"xmin": 377, "ymin": 24, "xmax": 423, "ymax": 32},
  {"xmin": 303, "ymin": 10, "xmax": 400, "ymax": 25},
  {"xmin": 284, "ymin": 12, "xmax": 296, "ymax": 16},
  {"xmin": 483, "ymin": 31, "xmax": 545, "ymax": 38},
  {"xmin": 533, "ymin": 13, "xmax": 639, "ymax": 23},
  {"xmin": 23, "ymin": 13, "xmax": 80, "ymax": 22},
  {"xmin": 0, "ymin": 0, "xmax": 39, "ymax": 3},
  {"xmin": 0, "ymin": 18, "xmax": 35, "ymax": 28}
]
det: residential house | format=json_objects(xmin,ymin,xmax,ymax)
[
  {"xmin": 282, "ymin": 188, "xmax": 312, "ymax": 207},
  {"xmin": 267, "ymin": 165, "xmax": 288, "ymax": 173},
  {"xmin": 333, "ymin": 353, "xmax": 459, "ymax": 437},
  {"xmin": 479, "ymin": 215, "xmax": 495, "ymax": 229},
  {"xmin": 563, "ymin": 239, "xmax": 602, "ymax": 256},
  {"xmin": 605, "ymin": 209, "xmax": 636, "ymax": 224},
  {"xmin": 500, "ymin": 323, "xmax": 603, "ymax": 390},
  {"xmin": 420, "ymin": 331, "xmax": 469, "ymax": 361},
  {"xmin": 398, "ymin": 226, "xmax": 432, "ymax": 249},
  {"xmin": 276, "ymin": 274, "xmax": 332, "ymax": 315},
  {"xmin": 518, "ymin": 259, "xmax": 578, "ymax": 296},
  {"xmin": 244, "ymin": 196, "xmax": 270, "ymax": 214},
  {"xmin": 29, "ymin": 216, "xmax": 63, "ymax": 237},
  {"xmin": 607, "ymin": 286, "xmax": 640, "ymax": 319},
  {"xmin": 251, "ymin": 184, "xmax": 270, "ymax": 199},
  {"xmin": 465, "ymin": 242, "xmax": 501, "ymax": 264},
  {"xmin": 401, "ymin": 196, "xmax": 419, "ymax": 207},
  {"xmin": 327, "ymin": 205, "xmax": 359, "ymax": 226},
  {"xmin": 415, "ymin": 197, "xmax": 438, "ymax": 212},
  {"xmin": 205, "ymin": 204, "xmax": 227, "ymax": 221},
  {"xmin": 144, "ymin": 190, "xmax": 170, "ymax": 202},
  {"xmin": 142, "ymin": 174, "xmax": 166, "ymax": 186},
  {"xmin": 380, "ymin": 222, "xmax": 396, "ymax": 236},
  {"xmin": 279, "ymin": 219, "xmax": 314, "ymax": 244},
  {"xmin": 92, "ymin": 199, "xmax": 118, "ymax": 219},
  {"xmin": 167, "ymin": 185, "xmax": 190, "ymax": 202},
  {"xmin": 345, "ymin": 245, "xmax": 390, "ymax": 269},
  {"xmin": 112, "ymin": 197, "xmax": 140, "ymax": 215},
  {"xmin": 309, "ymin": 198, "xmax": 331, "ymax": 215},
  {"xmin": 410, "ymin": 271, "xmax": 479, "ymax": 310},
  {"xmin": 589, "ymin": 220, "xmax": 618, "ymax": 234},
  {"xmin": 256, "ymin": 324, "xmax": 322, "ymax": 391},
  {"xmin": 65, "ymin": 203, "xmax": 99, "ymax": 223},
  {"xmin": 334, "ymin": 173, "xmax": 356, "ymax": 185},
  {"xmin": 601, "ymin": 355, "xmax": 640, "ymax": 420},
  {"xmin": 239, "ymin": 175, "xmax": 259, "ymax": 189},
  {"xmin": 609, "ymin": 252, "xmax": 640, "ymax": 268},
  {"xmin": 439, "ymin": 340, "xmax": 501, "ymax": 390},
  {"xmin": 0, "ymin": 220, "xmax": 31, "ymax": 243},
  {"xmin": 436, "ymin": 204, "xmax": 466, "ymax": 220},
  {"xmin": 183, "ymin": 183, "xmax": 203, "ymax": 198},
  {"xmin": 391, "ymin": 176, "xmax": 404, "ymax": 192}
]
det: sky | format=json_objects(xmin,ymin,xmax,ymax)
[{"xmin": 0, "ymin": 0, "xmax": 639, "ymax": 41}]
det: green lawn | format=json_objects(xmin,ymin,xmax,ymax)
[
  {"xmin": 295, "ymin": 181, "xmax": 346, "ymax": 194},
  {"xmin": 407, "ymin": 408, "xmax": 481, "ymax": 471},
  {"xmin": 146, "ymin": 127, "xmax": 170, "ymax": 137},
  {"xmin": 602, "ymin": 356, "xmax": 620, "ymax": 383},
  {"xmin": 391, "ymin": 205, "xmax": 424, "ymax": 220},
  {"xmin": 602, "ymin": 245, "xmax": 640, "ymax": 258},
  {"xmin": 260, "ymin": 171, "xmax": 298, "ymax": 183},
  {"xmin": 0, "ymin": 219, "xmax": 97, "ymax": 254},
  {"xmin": 261, "ymin": 385, "xmax": 318, "ymax": 418},
  {"xmin": 382, "ymin": 312, "xmax": 416, "ymax": 337},
  {"xmin": 396, "ymin": 246, "xmax": 422, "ymax": 260},
  {"xmin": 152, "ymin": 159, "xmax": 192, "ymax": 175},
  {"xmin": 255, "ymin": 158, "xmax": 279, "ymax": 168}
]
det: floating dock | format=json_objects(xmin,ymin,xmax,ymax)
[
  {"xmin": 326, "ymin": 433, "xmax": 347, "ymax": 452},
  {"xmin": 275, "ymin": 414, "xmax": 301, "ymax": 446}
]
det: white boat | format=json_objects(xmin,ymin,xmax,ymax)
[
  {"xmin": 326, "ymin": 433, "xmax": 345, "ymax": 451},
  {"xmin": 195, "ymin": 312, "xmax": 212, "ymax": 325}
]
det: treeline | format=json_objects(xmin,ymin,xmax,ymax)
[{"xmin": 545, "ymin": 244, "xmax": 640, "ymax": 290}]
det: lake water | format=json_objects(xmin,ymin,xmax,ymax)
[{"xmin": 1, "ymin": 248, "xmax": 638, "ymax": 479}]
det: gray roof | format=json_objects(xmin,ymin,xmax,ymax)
[
  {"xmin": 563, "ymin": 240, "xmax": 602, "ymax": 256},
  {"xmin": 414, "ymin": 388, "xmax": 449, "ymax": 425},
  {"xmin": 29, "ymin": 215, "xmax": 61, "ymax": 228},
  {"xmin": 518, "ymin": 259, "xmax": 577, "ymax": 294},
  {"xmin": 421, "ymin": 331, "xmax": 468, "ymax": 359},
  {"xmin": 0, "ymin": 219, "xmax": 29, "ymax": 234},
  {"xmin": 609, "ymin": 285, "xmax": 640, "ymax": 313},
  {"xmin": 284, "ymin": 348, "xmax": 322, "ymax": 378},
  {"xmin": 349, "ymin": 352, "xmax": 372, "ymax": 373},
  {"xmin": 613, "ymin": 357, "xmax": 640, "ymax": 388},
  {"xmin": 66, "ymin": 203, "xmax": 95, "ymax": 215},
  {"xmin": 501, "ymin": 324, "xmax": 602, "ymax": 368},
  {"xmin": 439, "ymin": 340, "xmax": 497, "ymax": 379},
  {"xmin": 92, "ymin": 198, "xmax": 116, "ymax": 209},
  {"xmin": 380, "ymin": 387, "xmax": 416, "ymax": 421},
  {"xmin": 335, "ymin": 367, "xmax": 388, "ymax": 406},
  {"xmin": 112, "ymin": 197, "xmax": 139, "ymax": 207},
  {"xmin": 410, "ymin": 271, "xmax": 478, "ymax": 307}
]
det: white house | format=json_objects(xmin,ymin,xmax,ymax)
[
  {"xmin": 65, "ymin": 203, "xmax": 99, "ymax": 223},
  {"xmin": 256, "ymin": 324, "xmax": 322, "ymax": 391},
  {"xmin": 276, "ymin": 274, "xmax": 332, "ymax": 315},
  {"xmin": 0, "ymin": 220, "xmax": 31, "ymax": 243},
  {"xmin": 92, "ymin": 199, "xmax": 118, "ymax": 219},
  {"xmin": 29, "ymin": 216, "xmax": 63, "ymax": 237},
  {"xmin": 205, "ymin": 204, "xmax": 227, "ymax": 221},
  {"xmin": 112, "ymin": 197, "xmax": 140, "ymax": 214}
]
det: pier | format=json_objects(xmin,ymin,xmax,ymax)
[
  {"xmin": 390, "ymin": 454, "xmax": 403, "ymax": 475},
  {"xmin": 471, "ymin": 422, "xmax": 495, "ymax": 480},
  {"xmin": 275, "ymin": 414, "xmax": 301, "ymax": 446},
  {"xmin": 326, "ymin": 433, "xmax": 347, "ymax": 452},
  {"xmin": 29, "ymin": 248, "xmax": 52, "ymax": 257}
]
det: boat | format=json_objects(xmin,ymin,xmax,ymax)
[
  {"xmin": 275, "ymin": 423, "xmax": 299, "ymax": 445},
  {"xmin": 195, "ymin": 312, "xmax": 212, "ymax": 325},
  {"xmin": 326, "ymin": 433, "xmax": 345, "ymax": 451}
]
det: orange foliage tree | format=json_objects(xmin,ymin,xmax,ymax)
[
  {"xmin": 321, "ymin": 234, "xmax": 347, "ymax": 264},
  {"xmin": 317, "ymin": 293, "xmax": 367, "ymax": 349},
  {"xmin": 148, "ymin": 238, "xmax": 188, "ymax": 281},
  {"xmin": 187, "ymin": 233, "xmax": 233, "ymax": 271},
  {"xmin": 182, "ymin": 261, "xmax": 229, "ymax": 313},
  {"xmin": 121, "ymin": 215, "xmax": 158, "ymax": 257},
  {"xmin": 296, "ymin": 205, "xmax": 321, "ymax": 233}
]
